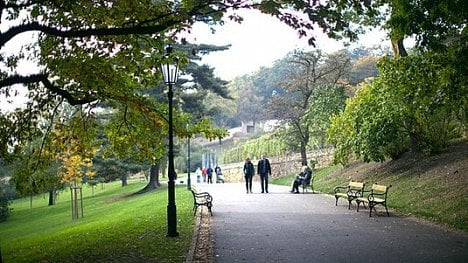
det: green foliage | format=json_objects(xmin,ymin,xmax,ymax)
[
  {"xmin": 92, "ymin": 157, "xmax": 148, "ymax": 183},
  {"xmin": 326, "ymin": 0, "xmax": 467, "ymax": 52},
  {"xmin": 0, "ymin": 180, "xmax": 194, "ymax": 262},
  {"xmin": 223, "ymin": 133, "xmax": 290, "ymax": 163},
  {"xmin": 9, "ymin": 143, "xmax": 60, "ymax": 198},
  {"xmin": 328, "ymin": 51, "xmax": 467, "ymax": 164},
  {"xmin": 305, "ymin": 84, "xmax": 347, "ymax": 148},
  {"xmin": 0, "ymin": 179, "xmax": 15, "ymax": 222}
]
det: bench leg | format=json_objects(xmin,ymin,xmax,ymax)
[
  {"xmin": 369, "ymin": 203, "xmax": 375, "ymax": 217},
  {"xmin": 208, "ymin": 204, "xmax": 213, "ymax": 216},
  {"xmin": 193, "ymin": 205, "xmax": 198, "ymax": 216}
]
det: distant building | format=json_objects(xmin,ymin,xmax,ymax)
[
  {"xmin": 194, "ymin": 119, "xmax": 281, "ymax": 147},
  {"xmin": 241, "ymin": 119, "xmax": 281, "ymax": 134}
]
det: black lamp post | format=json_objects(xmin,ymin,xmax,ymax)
[
  {"xmin": 161, "ymin": 45, "xmax": 179, "ymax": 237},
  {"xmin": 187, "ymin": 135, "xmax": 191, "ymax": 190}
]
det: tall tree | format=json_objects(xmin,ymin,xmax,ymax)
[
  {"xmin": 231, "ymin": 77, "xmax": 263, "ymax": 127},
  {"xmin": 325, "ymin": 0, "xmax": 467, "ymax": 57},
  {"xmin": 328, "ymin": 51, "xmax": 467, "ymax": 164},
  {"xmin": 1, "ymin": 0, "xmax": 365, "ymax": 169},
  {"xmin": 1, "ymin": 0, "xmax": 364, "ymax": 111},
  {"xmin": 268, "ymin": 50, "xmax": 350, "ymax": 165}
]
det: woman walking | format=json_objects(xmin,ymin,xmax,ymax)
[{"xmin": 243, "ymin": 157, "xmax": 255, "ymax": 193}]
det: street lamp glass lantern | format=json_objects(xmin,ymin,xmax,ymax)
[{"xmin": 161, "ymin": 57, "xmax": 179, "ymax": 85}]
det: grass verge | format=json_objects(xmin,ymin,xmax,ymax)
[{"xmin": 0, "ymin": 180, "xmax": 194, "ymax": 262}]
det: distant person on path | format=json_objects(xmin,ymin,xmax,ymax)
[
  {"xmin": 195, "ymin": 167, "xmax": 202, "ymax": 183},
  {"xmin": 202, "ymin": 167, "xmax": 207, "ymax": 183},
  {"xmin": 207, "ymin": 166, "xmax": 214, "ymax": 184},
  {"xmin": 243, "ymin": 158, "xmax": 255, "ymax": 193},
  {"xmin": 215, "ymin": 165, "xmax": 224, "ymax": 183},
  {"xmin": 257, "ymin": 155, "xmax": 271, "ymax": 193},
  {"xmin": 290, "ymin": 165, "xmax": 312, "ymax": 193}
]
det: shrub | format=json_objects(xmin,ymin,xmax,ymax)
[{"xmin": 0, "ymin": 179, "xmax": 15, "ymax": 222}]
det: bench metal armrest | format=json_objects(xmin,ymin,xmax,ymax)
[
  {"xmin": 193, "ymin": 191, "xmax": 212, "ymax": 202},
  {"xmin": 194, "ymin": 191, "xmax": 211, "ymax": 197},
  {"xmin": 334, "ymin": 186, "xmax": 347, "ymax": 193}
]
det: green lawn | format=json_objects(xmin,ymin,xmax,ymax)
[{"xmin": 0, "ymin": 179, "xmax": 194, "ymax": 262}]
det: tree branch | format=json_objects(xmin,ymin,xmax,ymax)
[
  {"xmin": 0, "ymin": 20, "xmax": 180, "ymax": 48},
  {"xmin": 0, "ymin": 74, "xmax": 98, "ymax": 105}
]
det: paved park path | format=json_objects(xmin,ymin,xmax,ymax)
[{"xmin": 197, "ymin": 183, "xmax": 467, "ymax": 263}]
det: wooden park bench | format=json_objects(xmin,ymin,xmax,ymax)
[
  {"xmin": 356, "ymin": 183, "xmax": 392, "ymax": 217},
  {"xmin": 301, "ymin": 174, "xmax": 315, "ymax": 193},
  {"xmin": 334, "ymin": 181, "xmax": 366, "ymax": 209},
  {"xmin": 190, "ymin": 187, "xmax": 213, "ymax": 216}
]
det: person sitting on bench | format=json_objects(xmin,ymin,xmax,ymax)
[{"xmin": 290, "ymin": 165, "xmax": 312, "ymax": 193}]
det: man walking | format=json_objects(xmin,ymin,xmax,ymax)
[
  {"xmin": 207, "ymin": 166, "xmax": 214, "ymax": 184},
  {"xmin": 257, "ymin": 155, "xmax": 271, "ymax": 193}
]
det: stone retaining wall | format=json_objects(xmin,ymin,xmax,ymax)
[{"xmin": 219, "ymin": 148, "xmax": 334, "ymax": 183}]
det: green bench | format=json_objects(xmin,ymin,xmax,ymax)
[
  {"xmin": 356, "ymin": 183, "xmax": 392, "ymax": 217},
  {"xmin": 334, "ymin": 181, "xmax": 366, "ymax": 209},
  {"xmin": 301, "ymin": 172, "xmax": 315, "ymax": 193},
  {"xmin": 190, "ymin": 187, "xmax": 213, "ymax": 216}
]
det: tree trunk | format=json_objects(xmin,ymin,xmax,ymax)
[
  {"xmin": 391, "ymin": 38, "xmax": 408, "ymax": 58},
  {"xmin": 300, "ymin": 127, "xmax": 310, "ymax": 166},
  {"xmin": 148, "ymin": 164, "xmax": 161, "ymax": 188},
  {"xmin": 48, "ymin": 189, "xmax": 56, "ymax": 206},
  {"xmin": 133, "ymin": 162, "xmax": 162, "ymax": 195},
  {"xmin": 300, "ymin": 140, "xmax": 308, "ymax": 166},
  {"xmin": 160, "ymin": 157, "xmax": 167, "ymax": 178},
  {"xmin": 121, "ymin": 173, "xmax": 128, "ymax": 187},
  {"xmin": 409, "ymin": 132, "xmax": 421, "ymax": 154}
]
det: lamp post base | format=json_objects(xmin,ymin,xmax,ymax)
[{"xmin": 167, "ymin": 204, "xmax": 179, "ymax": 237}]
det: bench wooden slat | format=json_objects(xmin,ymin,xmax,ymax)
[
  {"xmin": 356, "ymin": 183, "xmax": 392, "ymax": 217},
  {"xmin": 334, "ymin": 181, "xmax": 366, "ymax": 209},
  {"xmin": 349, "ymin": 182, "xmax": 364, "ymax": 189},
  {"xmin": 372, "ymin": 184, "xmax": 387, "ymax": 193}
]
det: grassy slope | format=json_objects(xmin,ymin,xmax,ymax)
[
  {"xmin": 0, "ymin": 180, "xmax": 194, "ymax": 263},
  {"xmin": 273, "ymin": 141, "xmax": 468, "ymax": 231}
]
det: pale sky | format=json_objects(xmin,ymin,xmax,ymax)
[{"xmin": 183, "ymin": 9, "xmax": 390, "ymax": 80}]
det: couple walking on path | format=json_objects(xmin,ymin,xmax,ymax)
[{"xmin": 243, "ymin": 155, "xmax": 271, "ymax": 194}]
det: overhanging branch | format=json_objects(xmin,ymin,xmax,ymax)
[
  {"xmin": 0, "ymin": 20, "xmax": 181, "ymax": 48},
  {"xmin": 0, "ymin": 74, "xmax": 98, "ymax": 105}
]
